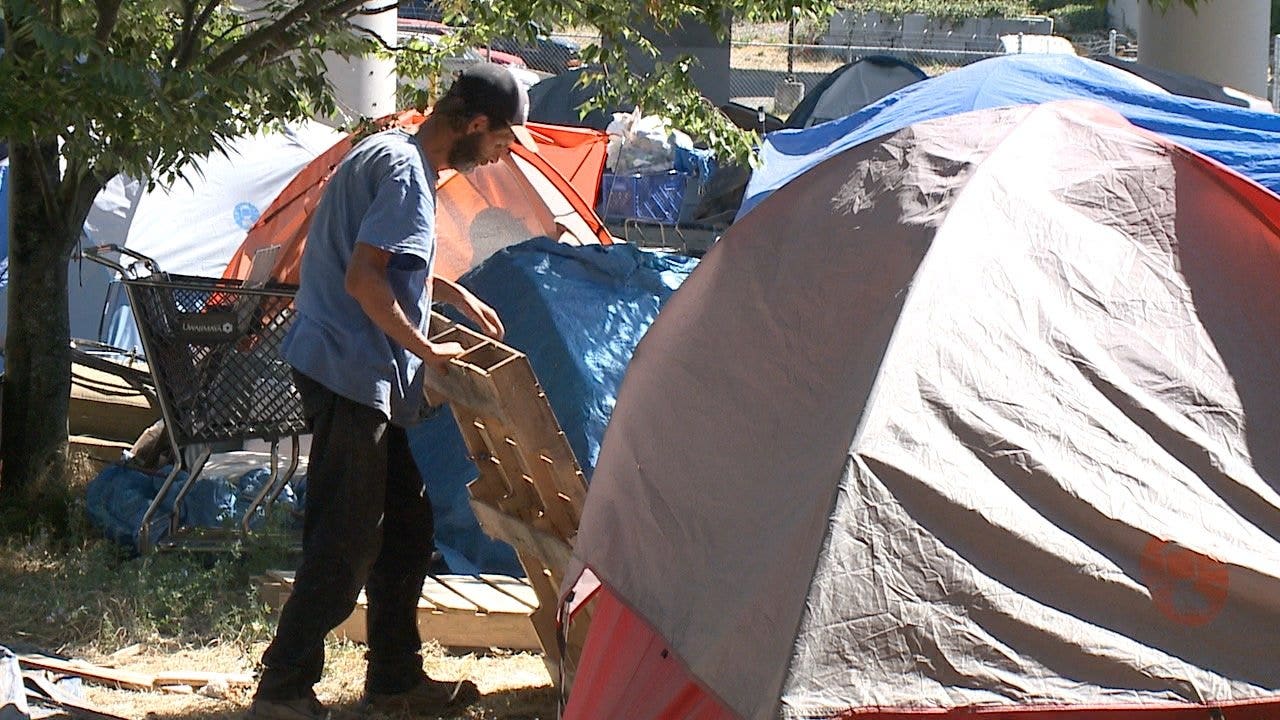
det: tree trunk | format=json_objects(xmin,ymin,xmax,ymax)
[{"xmin": 0, "ymin": 140, "xmax": 76, "ymax": 506}]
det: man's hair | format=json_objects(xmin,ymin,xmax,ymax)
[{"xmin": 432, "ymin": 93, "xmax": 481, "ymax": 132}]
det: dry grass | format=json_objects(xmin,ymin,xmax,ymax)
[
  {"xmin": 1, "ymin": 452, "xmax": 556, "ymax": 719},
  {"xmin": 77, "ymin": 642, "xmax": 554, "ymax": 719}
]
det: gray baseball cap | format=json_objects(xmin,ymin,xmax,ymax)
[{"xmin": 445, "ymin": 62, "xmax": 536, "ymax": 150}]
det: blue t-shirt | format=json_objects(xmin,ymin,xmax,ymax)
[{"xmin": 283, "ymin": 129, "xmax": 438, "ymax": 426}]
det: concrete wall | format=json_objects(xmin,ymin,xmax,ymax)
[
  {"xmin": 624, "ymin": 15, "xmax": 732, "ymax": 106},
  {"xmin": 323, "ymin": 2, "xmax": 398, "ymax": 125},
  {"xmin": 1138, "ymin": 0, "xmax": 1270, "ymax": 97},
  {"xmin": 823, "ymin": 10, "xmax": 1052, "ymax": 51}
]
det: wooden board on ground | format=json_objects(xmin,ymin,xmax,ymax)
[
  {"xmin": 259, "ymin": 570, "xmax": 541, "ymax": 651},
  {"xmin": 69, "ymin": 360, "xmax": 159, "ymax": 442},
  {"xmin": 69, "ymin": 435, "xmax": 132, "ymax": 470}
]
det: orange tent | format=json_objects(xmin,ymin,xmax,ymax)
[{"xmin": 224, "ymin": 111, "xmax": 611, "ymax": 284}]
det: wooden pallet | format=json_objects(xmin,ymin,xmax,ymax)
[
  {"xmin": 422, "ymin": 312, "xmax": 592, "ymax": 687},
  {"xmin": 257, "ymin": 570, "xmax": 541, "ymax": 651}
]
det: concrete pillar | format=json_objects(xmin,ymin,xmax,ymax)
[
  {"xmin": 623, "ymin": 14, "xmax": 732, "ymax": 106},
  {"xmin": 1107, "ymin": 0, "xmax": 1141, "ymax": 34},
  {"xmin": 1138, "ymin": 0, "xmax": 1269, "ymax": 97},
  {"xmin": 323, "ymin": 2, "xmax": 398, "ymax": 125}
]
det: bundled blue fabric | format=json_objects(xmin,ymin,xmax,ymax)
[
  {"xmin": 85, "ymin": 463, "xmax": 304, "ymax": 553},
  {"xmin": 408, "ymin": 237, "xmax": 698, "ymax": 576},
  {"xmin": 742, "ymin": 54, "xmax": 1280, "ymax": 217}
]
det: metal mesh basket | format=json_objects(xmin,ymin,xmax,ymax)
[{"xmin": 121, "ymin": 273, "xmax": 306, "ymax": 446}]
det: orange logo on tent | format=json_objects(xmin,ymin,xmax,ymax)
[{"xmin": 1139, "ymin": 538, "xmax": 1229, "ymax": 627}]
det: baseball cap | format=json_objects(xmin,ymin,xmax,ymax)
[{"xmin": 445, "ymin": 62, "xmax": 537, "ymax": 151}]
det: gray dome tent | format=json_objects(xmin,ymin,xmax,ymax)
[{"xmin": 784, "ymin": 55, "xmax": 927, "ymax": 129}]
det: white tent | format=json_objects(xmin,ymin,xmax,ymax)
[{"xmin": 0, "ymin": 121, "xmax": 342, "ymax": 348}]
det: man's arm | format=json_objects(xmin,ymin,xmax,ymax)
[
  {"xmin": 346, "ymin": 243, "xmax": 463, "ymax": 369},
  {"xmin": 431, "ymin": 275, "xmax": 505, "ymax": 340}
]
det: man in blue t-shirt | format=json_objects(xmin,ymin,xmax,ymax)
[{"xmin": 248, "ymin": 64, "xmax": 530, "ymax": 720}]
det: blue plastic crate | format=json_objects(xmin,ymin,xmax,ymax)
[{"xmin": 597, "ymin": 171, "xmax": 691, "ymax": 224}]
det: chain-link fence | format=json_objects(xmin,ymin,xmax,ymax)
[
  {"xmin": 729, "ymin": 41, "xmax": 1002, "ymax": 116},
  {"xmin": 546, "ymin": 29, "xmax": 1143, "ymax": 119},
  {"xmin": 415, "ymin": 16, "xmax": 1280, "ymax": 122}
]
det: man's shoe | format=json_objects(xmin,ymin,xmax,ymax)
[
  {"xmin": 361, "ymin": 677, "xmax": 481, "ymax": 715},
  {"xmin": 244, "ymin": 695, "xmax": 331, "ymax": 719}
]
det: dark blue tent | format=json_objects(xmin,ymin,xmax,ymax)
[
  {"xmin": 527, "ymin": 67, "xmax": 612, "ymax": 130},
  {"xmin": 1091, "ymin": 54, "xmax": 1271, "ymax": 111},
  {"xmin": 744, "ymin": 54, "xmax": 1280, "ymax": 217},
  {"xmin": 407, "ymin": 238, "xmax": 697, "ymax": 575},
  {"xmin": 784, "ymin": 55, "xmax": 927, "ymax": 130}
]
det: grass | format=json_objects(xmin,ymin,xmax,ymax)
[{"xmin": 0, "ymin": 451, "xmax": 556, "ymax": 719}]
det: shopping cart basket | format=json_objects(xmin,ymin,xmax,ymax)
[{"xmin": 82, "ymin": 245, "xmax": 307, "ymax": 552}]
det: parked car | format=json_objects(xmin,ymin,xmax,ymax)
[
  {"xmin": 398, "ymin": 1, "xmax": 579, "ymax": 73},
  {"xmin": 397, "ymin": 23, "xmax": 541, "ymax": 97},
  {"xmin": 398, "ymin": 0, "xmax": 442, "ymax": 21},
  {"xmin": 485, "ymin": 25, "xmax": 580, "ymax": 74},
  {"xmin": 398, "ymin": 19, "xmax": 528, "ymax": 69}
]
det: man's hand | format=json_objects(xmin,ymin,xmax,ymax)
[
  {"xmin": 458, "ymin": 293, "xmax": 504, "ymax": 340},
  {"xmin": 432, "ymin": 276, "xmax": 505, "ymax": 340},
  {"xmin": 422, "ymin": 341, "xmax": 466, "ymax": 371}
]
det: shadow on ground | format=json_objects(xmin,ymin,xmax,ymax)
[{"xmin": 133, "ymin": 686, "xmax": 558, "ymax": 720}]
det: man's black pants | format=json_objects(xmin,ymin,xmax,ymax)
[{"xmin": 255, "ymin": 371, "xmax": 434, "ymax": 700}]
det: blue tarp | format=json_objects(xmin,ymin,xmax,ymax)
[
  {"xmin": 742, "ymin": 54, "xmax": 1280, "ymax": 217},
  {"xmin": 83, "ymin": 239, "xmax": 696, "ymax": 570},
  {"xmin": 408, "ymin": 237, "xmax": 698, "ymax": 576},
  {"xmin": 85, "ymin": 463, "xmax": 304, "ymax": 553}
]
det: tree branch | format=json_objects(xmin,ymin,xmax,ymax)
[
  {"xmin": 353, "ymin": 1, "xmax": 396, "ymax": 16},
  {"xmin": 172, "ymin": 0, "xmax": 227, "ymax": 69},
  {"xmin": 93, "ymin": 0, "xmax": 123, "ymax": 45},
  {"xmin": 207, "ymin": 0, "xmax": 366, "ymax": 73},
  {"xmin": 165, "ymin": 0, "xmax": 198, "ymax": 67}
]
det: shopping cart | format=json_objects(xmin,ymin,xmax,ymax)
[{"xmin": 82, "ymin": 245, "xmax": 307, "ymax": 552}]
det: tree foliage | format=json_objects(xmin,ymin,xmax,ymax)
[
  {"xmin": 0, "ymin": 0, "xmax": 378, "ymax": 195},
  {"xmin": 0, "ymin": 0, "xmax": 837, "ymax": 502}
]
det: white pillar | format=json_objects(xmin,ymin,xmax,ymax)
[
  {"xmin": 323, "ymin": 2, "xmax": 398, "ymax": 125},
  {"xmin": 1107, "ymin": 0, "xmax": 1141, "ymax": 34},
  {"xmin": 1138, "ymin": 0, "xmax": 1269, "ymax": 97}
]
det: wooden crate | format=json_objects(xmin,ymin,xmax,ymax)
[
  {"xmin": 422, "ymin": 313, "xmax": 592, "ymax": 687},
  {"xmin": 257, "ymin": 570, "xmax": 541, "ymax": 651}
]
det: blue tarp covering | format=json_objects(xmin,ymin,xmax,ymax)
[
  {"xmin": 408, "ymin": 237, "xmax": 698, "ymax": 576},
  {"xmin": 83, "ymin": 239, "xmax": 695, "ymax": 569},
  {"xmin": 742, "ymin": 54, "xmax": 1280, "ymax": 217},
  {"xmin": 85, "ymin": 463, "xmax": 304, "ymax": 553}
]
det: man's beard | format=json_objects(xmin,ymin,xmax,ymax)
[{"xmin": 448, "ymin": 131, "xmax": 486, "ymax": 173}]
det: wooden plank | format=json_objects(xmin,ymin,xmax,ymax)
[
  {"xmin": 478, "ymin": 574, "xmax": 540, "ymax": 610},
  {"xmin": 419, "ymin": 575, "xmax": 481, "ymax": 613},
  {"xmin": 18, "ymin": 655, "xmax": 155, "ymax": 691},
  {"xmin": 434, "ymin": 575, "xmax": 534, "ymax": 615},
  {"xmin": 25, "ymin": 672, "xmax": 131, "ymax": 720},
  {"xmin": 470, "ymin": 499, "xmax": 574, "ymax": 574},
  {"xmin": 264, "ymin": 568, "xmax": 295, "ymax": 584},
  {"xmin": 417, "ymin": 608, "xmax": 540, "ymax": 651},
  {"xmin": 153, "ymin": 670, "xmax": 255, "ymax": 688}
]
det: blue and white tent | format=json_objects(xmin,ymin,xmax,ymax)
[
  {"xmin": 0, "ymin": 122, "xmax": 342, "ymax": 348},
  {"xmin": 743, "ymin": 54, "xmax": 1280, "ymax": 217}
]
